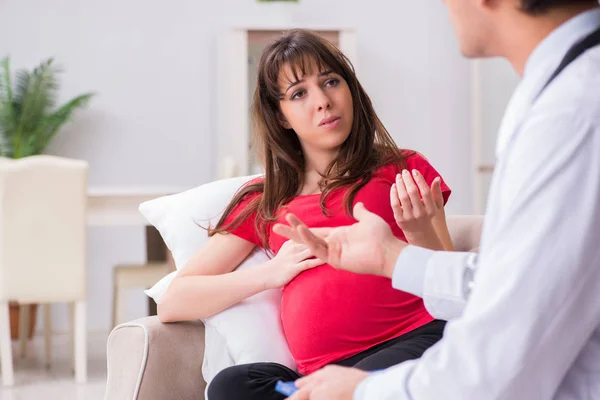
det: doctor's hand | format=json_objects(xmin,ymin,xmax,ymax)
[
  {"xmin": 273, "ymin": 203, "xmax": 406, "ymax": 278},
  {"xmin": 288, "ymin": 365, "xmax": 370, "ymax": 400}
]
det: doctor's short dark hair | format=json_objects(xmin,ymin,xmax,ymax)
[{"xmin": 520, "ymin": 0, "xmax": 598, "ymax": 14}]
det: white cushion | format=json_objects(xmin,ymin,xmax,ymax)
[{"xmin": 140, "ymin": 175, "xmax": 297, "ymax": 384}]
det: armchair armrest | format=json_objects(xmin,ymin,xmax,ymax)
[
  {"xmin": 447, "ymin": 215, "xmax": 483, "ymax": 252},
  {"xmin": 105, "ymin": 316, "xmax": 206, "ymax": 400}
]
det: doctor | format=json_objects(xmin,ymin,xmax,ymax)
[{"xmin": 274, "ymin": 0, "xmax": 600, "ymax": 399}]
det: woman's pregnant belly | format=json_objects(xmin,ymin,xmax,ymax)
[{"xmin": 281, "ymin": 264, "xmax": 433, "ymax": 374}]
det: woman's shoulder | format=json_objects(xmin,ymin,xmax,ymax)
[
  {"xmin": 377, "ymin": 150, "xmax": 448, "ymax": 185},
  {"xmin": 402, "ymin": 150, "xmax": 432, "ymax": 169},
  {"xmin": 244, "ymin": 175, "xmax": 265, "ymax": 186},
  {"xmin": 379, "ymin": 150, "xmax": 435, "ymax": 171},
  {"xmin": 376, "ymin": 150, "xmax": 425, "ymax": 175},
  {"xmin": 227, "ymin": 176, "xmax": 265, "ymax": 215},
  {"xmin": 386, "ymin": 150, "xmax": 452, "ymax": 202},
  {"xmin": 236, "ymin": 175, "xmax": 265, "ymax": 196}
]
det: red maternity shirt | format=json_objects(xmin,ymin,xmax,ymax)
[{"xmin": 222, "ymin": 153, "xmax": 451, "ymax": 374}]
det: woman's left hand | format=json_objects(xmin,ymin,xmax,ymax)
[{"xmin": 390, "ymin": 169, "xmax": 443, "ymax": 237}]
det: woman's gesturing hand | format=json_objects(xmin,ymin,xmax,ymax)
[
  {"xmin": 390, "ymin": 169, "xmax": 446, "ymax": 250},
  {"xmin": 390, "ymin": 169, "xmax": 443, "ymax": 233}
]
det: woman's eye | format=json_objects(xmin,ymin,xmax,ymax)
[
  {"xmin": 325, "ymin": 78, "xmax": 340, "ymax": 87},
  {"xmin": 291, "ymin": 90, "xmax": 306, "ymax": 100}
]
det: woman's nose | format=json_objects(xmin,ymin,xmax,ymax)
[{"xmin": 315, "ymin": 89, "xmax": 331, "ymax": 111}]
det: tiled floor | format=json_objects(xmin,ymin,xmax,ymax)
[{"xmin": 0, "ymin": 331, "xmax": 108, "ymax": 400}]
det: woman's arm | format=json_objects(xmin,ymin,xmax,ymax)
[
  {"xmin": 403, "ymin": 227, "xmax": 446, "ymax": 250},
  {"xmin": 432, "ymin": 207, "xmax": 455, "ymax": 251},
  {"xmin": 402, "ymin": 210, "xmax": 454, "ymax": 251},
  {"xmin": 157, "ymin": 233, "xmax": 262, "ymax": 322},
  {"xmin": 158, "ymin": 232, "xmax": 323, "ymax": 323}
]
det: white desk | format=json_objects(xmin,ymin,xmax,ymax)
[
  {"xmin": 87, "ymin": 187, "xmax": 191, "ymax": 226},
  {"xmin": 87, "ymin": 188, "xmax": 189, "ymax": 316}
]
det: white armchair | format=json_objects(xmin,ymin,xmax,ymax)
[
  {"xmin": 104, "ymin": 215, "xmax": 484, "ymax": 400},
  {"xmin": 0, "ymin": 155, "xmax": 88, "ymax": 386}
]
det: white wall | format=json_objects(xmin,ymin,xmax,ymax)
[
  {"xmin": 477, "ymin": 58, "xmax": 520, "ymax": 211},
  {"xmin": 1, "ymin": 0, "xmax": 476, "ymax": 332}
]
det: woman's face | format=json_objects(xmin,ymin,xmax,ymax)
[{"xmin": 277, "ymin": 59, "xmax": 354, "ymax": 157}]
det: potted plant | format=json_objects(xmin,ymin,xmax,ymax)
[
  {"xmin": 0, "ymin": 56, "xmax": 94, "ymax": 338},
  {"xmin": 0, "ymin": 57, "xmax": 93, "ymax": 158}
]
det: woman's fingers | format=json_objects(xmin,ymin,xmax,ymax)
[
  {"xmin": 298, "ymin": 258, "xmax": 325, "ymax": 271},
  {"xmin": 395, "ymin": 173, "xmax": 414, "ymax": 218},
  {"xmin": 293, "ymin": 242, "xmax": 309, "ymax": 251},
  {"xmin": 412, "ymin": 169, "xmax": 436, "ymax": 215},
  {"xmin": 401, "ymin": 169, "xmax": 425, "ymax": 217},
  {"xmin": 431, "ymin": 177, "xmax": 444, "ymax": 209},
  {"xmin": 296, "ymin": 247, "xmax": 313, "ymax": 262},
  {"xmin": 390, "ymin": 183, "xmax": 404, "ymax": 222}
]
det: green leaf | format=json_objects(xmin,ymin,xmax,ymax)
[
  {"xmin": 27, "ymin": 93, "xmax": 94, "ymax": 157},
  {"xmin": 0, "ymin": 56, "xmax": 93, "ymax": 158},
  {"xmin": 13, "ymin": 58, "xmax": 59, "ymax": 157},
  {"xmin": 0, "ymin": 57, "xmax": 16, "ymax": 157}
]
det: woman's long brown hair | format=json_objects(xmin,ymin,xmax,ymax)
[{"xmin": 209, "ymin": 29, "xmax": 412, "ymax": 250}]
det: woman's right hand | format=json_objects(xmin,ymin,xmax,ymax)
[
  {"xmin": 390, "ymin": 169, "xmax": 442, "ymax": 235},
  {"xmin": 261, "ymin": 240, "xmax": 324, "ymax": 289},
  {"xmin": 389, "ymin": 169, "xmax": 446, "ymax": 251}
]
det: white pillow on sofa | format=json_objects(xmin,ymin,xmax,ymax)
[{"xmin": 140, "ymin": 175, "xmax": 297, "ymax": 384}]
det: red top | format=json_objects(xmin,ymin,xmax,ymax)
[{"xmin": 222, "ymin": 153, "xmax": 451, "ymax": 374}]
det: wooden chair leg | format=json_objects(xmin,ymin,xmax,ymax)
[
  {"xmin": 18, "ymin": 304, "xmax": 30, "ymax": 359},
  {"xmin": 0, "ymin": 302, "xmax": 14, "ymax": 386}
]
